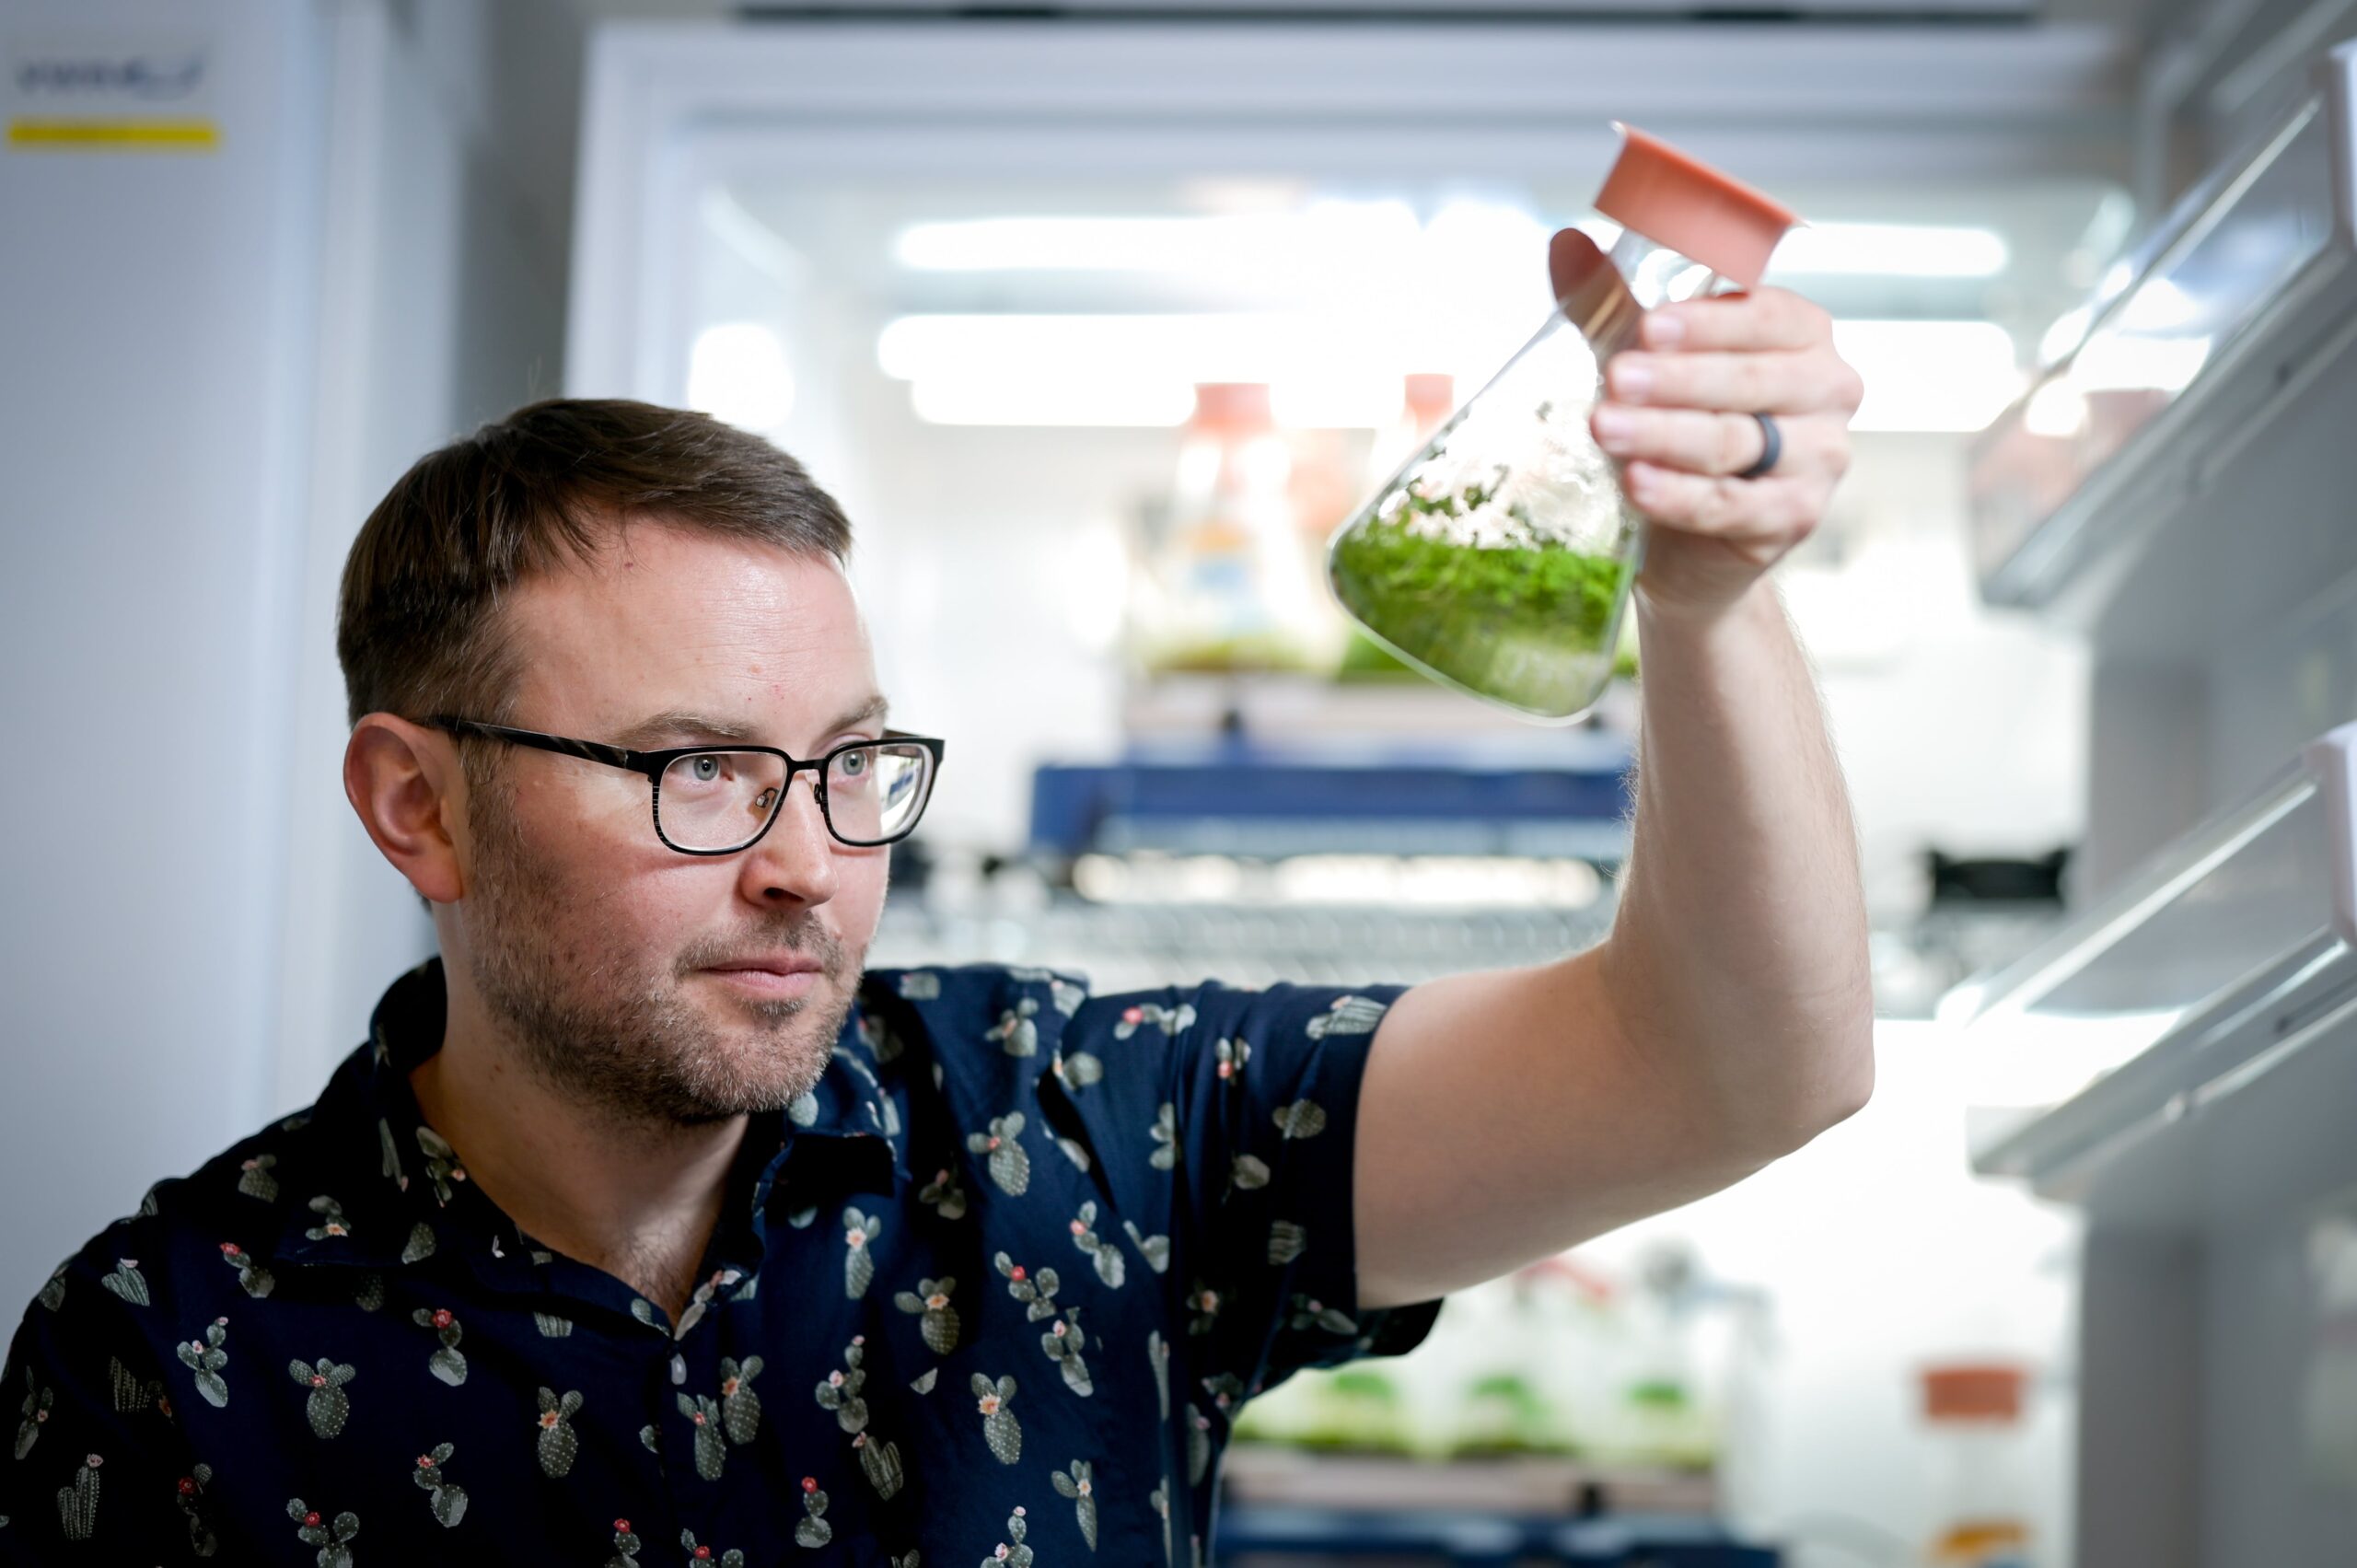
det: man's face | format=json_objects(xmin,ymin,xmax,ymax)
[{"xmin": 449, "ymin": 521, "xmax": 891, "ymax": 1127}]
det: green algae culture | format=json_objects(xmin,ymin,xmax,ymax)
[{"xmin": 1329, "ymin": 504, "xmax": 1636, "ymax": 720}]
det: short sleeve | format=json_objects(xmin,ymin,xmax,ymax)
[
  {"xmin": 0, "ymin": 1249, "xmax": 200, "ymax": 1562},
  {"xmin": 1081, "ymin": 981, "xmax": 1443, "ymax": 1405}
]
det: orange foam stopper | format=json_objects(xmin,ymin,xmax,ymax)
[{"xmin": 1595, "ymin": 123, "xmax": 1798, "ymax": 290}]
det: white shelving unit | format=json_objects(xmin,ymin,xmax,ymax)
[
  {"xmin": 1944, "ymin": 723, "xmax": 2357, "ymax": 1563},
  {"xmin": 1951, "ymin": 42, "xmax": 2357, "ymax": 1564}
]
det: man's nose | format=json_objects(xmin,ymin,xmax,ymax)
[{"xmin": 739, "ymin": 772, "xmax": 839, "ymax": 906}]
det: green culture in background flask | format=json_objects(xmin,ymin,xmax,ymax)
[{"xmin": 1327, "ymin": 125, "xmax": 1799, "ymax": 722}]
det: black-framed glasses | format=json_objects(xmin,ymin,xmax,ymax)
[{"xmin": 429, "ymin": 718, "xmax": 945, "ymax": 855}]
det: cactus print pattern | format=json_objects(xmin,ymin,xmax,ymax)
[
  {"xmin": 894, "ymin": 1277, "xmax": 962, "ymax": 1355},
  {"xmin": 410, "ymin": 1307, "xmax": 466, "ymax": 1386},
  {"xmin": 969, "ymin": 1114, "xmax": 1030, "ymax": 1196},
  {"xmin": 534, "ymin": 1388, "xmax": 582, "ymax": 1478},
  {"xmin": 919, "ymin": 1166, "xmax": 969, "ymax": 1220},
  {"xmin": 795, "ymin": 1475, "xmax": 831, "ymax": 1547},
  {"xmin": 718, "ymin": 1355, "xmax": 762, "ymax": 1445},
  {"xmin": 16, "ymin": 1370, "xmax": 52, "ymax": 1459},
  {"xmin": 678, "ymin": 1392, "xmax": 727, "ymax": 1480},
  {"xmin": 175, "ymin": 1462, "xmax": 217, "ymax": 1555},
  {"xmin": 1051, "ymin": 1459, "xmax": 1100, "ymax": 1549},
  {"xmin": 679, "ymin": 1530, "xmax": 746, "ymax": 1565},
  {"xmin": 854, "ymin": 1429, "xmax": 905, "ymax": 1500},
  {"xmin": 237, "ymin": 1152, "xmax": 280, "ymax": 1202},
  {"xmin": 55, "ymin": 1454, "xmax": 99, "ymax": 1541},
  {"xmin": 987, "ymin": 1505, "xmax": 1035, "ymax": 1566},
  {"xmin": 411, "ymin": 1442, "xmax": 466, "ymax": 1527},
  {"xmin": 99, "ymin": 1259, "xmax": 148, "ymax": 1306},
  {"xmin": 179, "ymin": 1319, "xmax": 231, "ymax": 1408},
  {"xmin": 289, "ymin": 1357, "xmax": 355, "ymax": 1438},
  {"xmin": 218, "ymin": 1240, "xmax": 273, "ymax": 1297},
  {"xmin": 1067, "ymin": 1202, "xmax": 1124, "ymax": 1289},
  {"xmin": 987, "ymin": 998, "xmax": 1040, "ymax": 1057},
  {"xmin": 287, "ymin": 1497, "xmax": 359, "ymax": 1568},
  {"xmin": 413, "ymin": 1127, "xmax": 463, "ymax": 1205},
  {"xmin": 814, "ymin": 1345, "xmax": 869, "ymax": 1433},
  {"xmin": 970, "ymin": 1373, "xmax": 1022, "ymax": 1464},
  {"xmin": 0, "ymin": 960, "xmax": 1434, "ymax": 1564},
  {"xmin": 842, "ymin": 1207, "xmax": 882, "ymax": 1299}
]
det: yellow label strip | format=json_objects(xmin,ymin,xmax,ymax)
[{"xmin": 7, "ymin": 120, "xmax": 218, "ymax": 150}]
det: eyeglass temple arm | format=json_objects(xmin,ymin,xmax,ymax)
[{"xmin": 436, "ymin": 719, "xmax": 647, "ymax": 776}]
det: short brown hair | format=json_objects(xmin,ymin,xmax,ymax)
[{"xmin": 336, "ymin": 399, "xmax": 853, "ymax": 728}]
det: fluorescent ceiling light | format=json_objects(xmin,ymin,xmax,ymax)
[
  {"xmin": 882, "ymin": 312, "xmax": 2025, "ymax": 436},
  {"xmin": 909, "ymin": 377, "xmax": 1196, "ymax": 427},
  {"xmin": 686, "ymin": 321, "xmax": 795, "ymax": 433},
  {"xmin": 1831, "ymin": 319, "xmax": 2022, "ymax": 434},
  {"xmin": 893, "ymin": 203, "xmax": 1421, "ymax": 276},
  {"xmin": 1771, "ymin": 223, "xmax": 2010, "ymax": 279},
  {"xmin": 879, "ymin": 312, "xmax": 1407, "ymax": 427},
  {"xmin": 878, "ymin": 313, "xmax": 1323, "ymax": 384}
]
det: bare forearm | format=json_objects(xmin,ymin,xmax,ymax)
[{"xmin": 1599, "ymin": 579, "xmax": 1874, "ymax": 1150}]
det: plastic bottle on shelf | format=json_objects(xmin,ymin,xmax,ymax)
[
  {"xmin": 1367, "ymin": 373, "xmax": 1459, "ymax": 491},
  {"xmin": 1326, "ymin": 125, "xmax": 1796, "ymax": 723},
  {"xmin": 1139, "ymin": 382, "xmax": 1321, "ymax": 676},
  {"xmin": 1920, "ymin": 1364, "xmax": 2034, "ymax": 1567}
]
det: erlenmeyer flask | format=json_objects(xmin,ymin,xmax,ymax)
[{"xmin": 1328, "ymin": 126, "xmax": 1797, "ymax": 722}]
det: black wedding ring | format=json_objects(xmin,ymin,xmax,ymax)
[{"xmin": 1737, "ymin": 412, "xmax": 1782, "ymax": 481}]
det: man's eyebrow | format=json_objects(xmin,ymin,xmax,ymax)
[
  {"xmin": 610, "ymin": 710, "xmax": 769, "ymax": 749},
  {"xmin": 611, "ymin": 694, "xmax": 890, "ymax": 750},
  {"xmin": 828, "ymin": 693, "xmax": 891, "ymax": 735}
]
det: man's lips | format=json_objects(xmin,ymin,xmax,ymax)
[{"xmin": 702, "ymin": 956, "xmax": 825, "ymax": 977}]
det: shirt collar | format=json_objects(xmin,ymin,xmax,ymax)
[{"xmin": 273, "ymin": 958, "xmax": 902, "ymax": 1274}]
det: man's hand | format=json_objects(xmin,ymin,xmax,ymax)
[{"xmin": 1589, "ymin": 288, "xmax": 1864, "ymax": 621}]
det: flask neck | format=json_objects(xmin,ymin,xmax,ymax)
[{"xmin": 1608, "ymin": 227, "xmax": 1730, "ymax": 311}]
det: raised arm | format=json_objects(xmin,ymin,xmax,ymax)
[{"xmin": 1353, "ymin": 283, "xmax": 1875, "ymax": 1310}]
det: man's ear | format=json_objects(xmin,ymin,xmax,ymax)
[{"xmin": 344, "ymin": 715, "xmax": 469, "ymax": 905}]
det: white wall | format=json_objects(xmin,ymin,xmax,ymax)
[
  {"xmin": 269, "ymin": 0, "xmax": 585, "ymax": 1114},
  {"xmin": 0, "ymin": 0, "xmax": 583, "ymax": 1307},
  {"xmin": 0, "ymin": 0, "xmax": 332, "ymax": 1303}
]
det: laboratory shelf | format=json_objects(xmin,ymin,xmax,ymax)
[
  {"xmin": 1967, "ymin": 41, "xmax": 2357, "ymax": 648},
  {"xmin": 1945, "ymin": 722, "xmax": 2357, "ymax": 1226}
]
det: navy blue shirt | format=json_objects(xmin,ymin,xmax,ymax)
[{"xmin": 2, "ymin": 958, "xmax": 1437, "ymax": 1563}]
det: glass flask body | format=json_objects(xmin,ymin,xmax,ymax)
[{"xmin": 1328, "ymin": 227, "xmax": 1727, "ymax": 723}]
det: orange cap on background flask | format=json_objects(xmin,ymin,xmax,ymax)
[
  {"xmin": 1594, "ymin": 124, "xmax": 1799, "ymax": 290},
  {"xmin": 1189, "ymin": 382, "xmax": 1274, "ymax": 432},
  {"xmin": 1920, "ymin": 1363, "xmax": 2028, "ymax": 1423}
]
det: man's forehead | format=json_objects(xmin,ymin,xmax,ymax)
[{"xmin": 501, "ymin": 523, "xmax": 877, "ymax": 738}]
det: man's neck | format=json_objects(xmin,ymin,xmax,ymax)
[{"xmin": 408, "ymin": 1030, "xmax": 746, "ymax": 1326}]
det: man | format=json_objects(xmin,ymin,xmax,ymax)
[{"xmin": 2, "ymin": 277, "xmax": 1869, "ymax": 1562}]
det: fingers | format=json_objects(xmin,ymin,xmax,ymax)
[
  {"xmin": 1622, "ymin": 462, "xmax": 1828, "ymax": 555},
  {"xmin": 1607, "ymin": 345, "xmax": 1864, "ymax": 417},
  {"xmin": 1640, "ymin": 286, "xmax": 1828, "ymax": 354},
  {"xmin": 1593, "ymin": 405, "xmax": 1849, "ymax": 481}
]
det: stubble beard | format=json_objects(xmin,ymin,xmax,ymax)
[{"xmin": 461, "ymin": 789, "xmax": 861, "ymax": 1129}]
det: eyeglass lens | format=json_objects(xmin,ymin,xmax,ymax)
[{"xmin": 655, "ymin": 744, "xmax": 932, "ymax": 851}]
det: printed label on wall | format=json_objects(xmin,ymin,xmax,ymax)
[{"xmin": 3, "ymin": 34, "xmax": 217, "ymax": 152}]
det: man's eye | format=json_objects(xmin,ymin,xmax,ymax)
[{"xmin": 688, "ymin": 755, "xmax": 725, "ymax": 783}]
